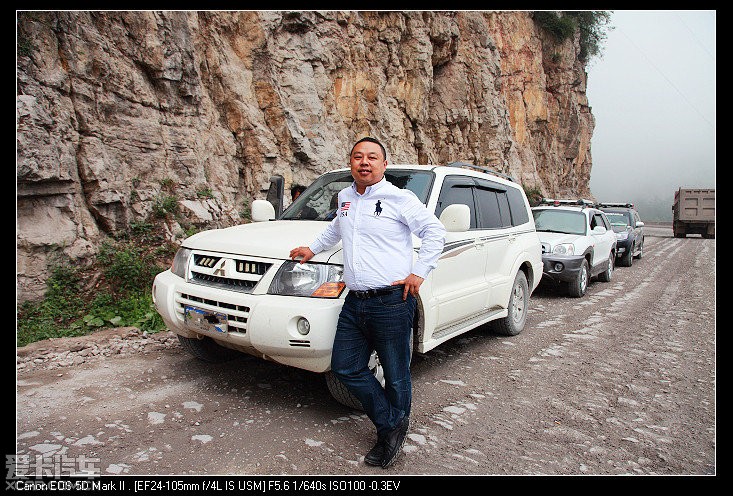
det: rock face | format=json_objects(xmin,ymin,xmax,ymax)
[{"xmin": 16, "ymin": 11, "xmax": 595, "ymax": 302}]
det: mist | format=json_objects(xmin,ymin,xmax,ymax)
[{"xmin": 586, "ymin": 10, "xmax": 716, "ymax": 221}]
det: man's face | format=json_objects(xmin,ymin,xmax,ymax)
[{"xmin": 350, "ymin": 141, "xmax": 387, "ymax": 192}]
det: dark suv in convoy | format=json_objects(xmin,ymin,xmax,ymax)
[{"xmin": 596, "ymin": 203, "xmax": 645, "ymax": 267}]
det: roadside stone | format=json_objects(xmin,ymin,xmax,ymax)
[{"xmin": 16, "ymin": 328, "xmax": 180, "ymax": 371}]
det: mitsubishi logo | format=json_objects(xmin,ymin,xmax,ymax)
[{"xmin": 213, "ymin": 259, "xmax": 227, "ymax": 277}]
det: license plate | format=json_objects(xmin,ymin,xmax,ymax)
[{"xmin": 184, "ymin": 306, "xmax": 228, "ymax": 334}]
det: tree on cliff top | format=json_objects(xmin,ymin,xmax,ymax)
[{"xmin": 533, "ymin": 11, "xmax": 613, "ymax": 62}]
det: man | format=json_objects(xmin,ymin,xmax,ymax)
[{"xmin": 289, "ymin": 137, "xmax": 446, "ymax": 468}]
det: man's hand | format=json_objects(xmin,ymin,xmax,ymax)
[
  {"xmin": 289, "ymin": 246, "xmax": 315, "ymax": 264},
  {"xmin": 392, "ymin": 274, "xmax": 424, "ymax": 301}
]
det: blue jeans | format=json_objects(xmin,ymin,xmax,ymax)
[{"xmin": 330, "ymin": 288, "xmax": 416, "ymax": 437}]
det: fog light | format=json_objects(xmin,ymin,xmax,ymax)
[
  {"xmin": 296, "ymin": 317, "xmax": 310, "ymax": 335},
  {"xmin": 553, "ymin": 262, "xmax": 564, "ymax": 272}
]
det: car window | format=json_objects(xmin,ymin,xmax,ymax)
[
  {"xmin": 435, "ymin": 176, "xmax": 477, "ymax": 229},
  {"xmin": 281, "ymin": 170, "xmax": 435, "ymax": 220},
  {"xmin": 532, "ymin": 209, "xmax": 587, "ymax": 235},
  {"xmin": 474, "ymin": 187, "xmax": 504, "ymax": 229},
  {"xmin": 506, "ymin": 187, "xmax": 529, "ymax": 226},
  {"xmin": 605, "ymin": 212, "xmax": 630, "ymax": 232},
  {"xmin": 497, "ymin": 191, "xmax": 512, "ymax": 227},
  {"xmin": 591, "ymin": 213, "xmax": 607, "ymax": 231},
  {"xmin": 599, "ymin": 213, "xmax": 611, "ymax": 230}
]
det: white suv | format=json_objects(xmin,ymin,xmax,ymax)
[
  {"xmin": 531, "ymin": 199, "xmax": 617, "ymax": 297},
  {"xmin": 152, "ymin": 163, "xmax": 543, "ymax": 407}
]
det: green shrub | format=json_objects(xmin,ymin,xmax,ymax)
[
  {"xmin": 523, "ymin": 184, "xmax": 544, "ymax": 207},
  {"xmin": 196, "ymin": 187, "xmax": 214, "ymax": 199},
  {"xmin": 533, "ymin": 11, "xmax": 613, "ymax": 62},
  {"xmin": 17, "ymin": 228, "xmax": 171, "ymax": 347},
  {"xmin": 153, "ymin": 194, "xmax": 179, "ymax": 218}
]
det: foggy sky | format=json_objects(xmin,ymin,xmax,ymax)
[{"xmin": 586, "ymin": 10, "xmax": 716, "ymax": 204}]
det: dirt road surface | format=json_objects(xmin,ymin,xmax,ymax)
[{"xmin": 14, "ymin": 224, "xmax": 716, "ymax": 480}]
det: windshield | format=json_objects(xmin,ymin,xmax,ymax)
[
  {"xmin": 532, "ymin": 209, "xmax": 587, "ymax": 235},
  {"xmin": 280, "ymin": 169, "xmax": 434, "ymax": 221},
  {"xmin": 604, "ymin": 212, "xmax": 632, "ymax": 233}
]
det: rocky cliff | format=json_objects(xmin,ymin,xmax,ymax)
[{"xmin": 16, "ymin": 10, "xmax": 595, "ymax": 301}]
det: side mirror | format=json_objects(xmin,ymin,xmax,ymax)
[
  {"xmin": 439, "ymin": 204, "xmax": 471, "ymax": 232},
  {"xmin": 265, "ymin": 175, "xmax": 284, "ymax": 218},
  {"xmin": 636, "ymin": 221, "xmax": 645, "ymax": 228},
  {"xmin": 252, "ymin": 199, "xmax": 276, "ymax": 222},
  {"xmin": 592, "ymin": 225, "xmax": 607, "ymax": 235}
]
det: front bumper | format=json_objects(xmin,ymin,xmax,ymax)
[
  {"xmin": 541, "ymin": 254, "xmax": 586, "ymax": 283},
  {"xmin": 152, "ymin": 269, "xmax": 343, "ymax": 373},
  {"xmin": 615, "ymin": 237, "xmax": 632, "ymax": 254}
]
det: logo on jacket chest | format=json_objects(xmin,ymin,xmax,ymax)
[{"xmin": 341, "ymin": 199, "xmax": 389, "ymax": 217}]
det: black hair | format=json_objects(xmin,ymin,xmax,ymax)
[
  {"xmin": 350, "ymin": 136, "xmax": 387, "ymax": 160},
  {"xmin": 291, "ymin": 184, "xmax": 307, "ymax": 197}
]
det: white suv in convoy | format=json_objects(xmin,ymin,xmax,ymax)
[
  {"xmin": 531, "ymin": 199, "xmax": 617, "ymax": 298},
  {"xmin": 153, "ymin": 163, "xmax": 543, "ymax": 408}
]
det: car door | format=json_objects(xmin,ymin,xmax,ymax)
[
  {"xmin": 632, "ymin": 210, "xmax": 644, "ymax": 251},
  {"xmin": 473, "ymin": 179, "xmax": 512, "ymax": 310},
  {"xmin": 590, "ymin": 211, "xmax": 614, "ymax": 269},
  {"xmin": 430, "ymin": 176, "xmax": 490, "ymax": 331}
]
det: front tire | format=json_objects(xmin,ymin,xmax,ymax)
[
  {"xmin": 492, "ymin": 271, "xmax": 529, "ymax": 336},
  {"xmin": 619, "ymin": 246, "xmax": 633, "ymax": 267},
  {"xmin": 567, "ymin": 259, "xmax": 589, "ymax": 298},
  {"xmin": 326, "ymin": 333, "xmax": 413, "ymax": 410},
  {"xmin": 598, "ymin": 254, "xmax": 614, "ymax": 282}
]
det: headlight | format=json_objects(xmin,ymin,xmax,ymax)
[
  {"xmin": 616, "ymin": 231, "xmax": 628, "ymax": 240},
  {"xmin": 171, "ymin": 247, "xmax": 192, "ymax": 278},
  {"xmin": 268, "ymin": 261, "xmax": 345, "ymax": 298},
  {"xmin": 552, "ymin": 243, "xmax": 575, "ymax": 256}
]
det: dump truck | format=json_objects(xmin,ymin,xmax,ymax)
[{"xmin": 672, "ymin": 188, "xmax": 715, "ymax": 238}]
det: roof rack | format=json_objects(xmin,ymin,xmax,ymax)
[
  {"xmin": 597, "ymin": 202, "xmax": 635, "ymax": 209},
  {"xmin": 445, "ymin": 162, "xmax": 515, "ymax": 182},
  {"xmin": 539, "ymin": 198, "xmax": 595, "ymax": 207}
]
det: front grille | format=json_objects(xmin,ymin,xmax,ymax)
[
  {"xmin": 194, "ymin": 255, "xmax": 221, "ymax": 268},
  {"xmin": 188, "ymin": 253, "xmax": 273, "ymax": 294},
  {"xmin": 190, "ymin": 272, "xmax": 258, "ymax": 291},
  {"xmin": 176, "ymin": 292, "xmax": 250, "ymax": 333}
]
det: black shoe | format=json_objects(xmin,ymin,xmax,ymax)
[
  {"xmin": 364, "ymin": 438, "xmax": 385, "ymax": 466},
  {"xmin": 381, "ymin": 416, "xmax": 409, "ymax": 468}
]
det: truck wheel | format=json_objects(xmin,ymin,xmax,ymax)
[
  {"xmin": 598, "ymin": 254, "xmax": 614, "ymax": 282},
  {"xmin": 492, "ymin": 271, "xmax": 529, "ymax": 336},
  {"xmin": 567, "ymin": 259, "xmax": 589, "ymax": 297},
  {"xmin": 177, "ymin": 335, "xmax": 240, "ymax": 363},
  {"xmin": 325, "ymin": 333, "xmax": 413, "ymax": 410},
  {"xmin": 620, "ymin": 246, "xmax": 633, "ymax": 267}
]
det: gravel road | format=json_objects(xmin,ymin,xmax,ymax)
[{"xmin": 14, "ymin": 224, "xmax": 716, "ymax": 478}]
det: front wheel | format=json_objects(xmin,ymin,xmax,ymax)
[
  {"xmin": 492, "ymin": 271, "xmax": 529, "ymax": 336},
  {"xmin": 567, "ymin": 259, "xmax": 589, "ymax": 298},
  {"xmin": 619, "ymin": 246, "xmax": 633, "ymax": 267},
  {"xmin": 325, "ymin": 333, "xmax": 414, "ymax": 410},
  {"xmin": 598, "ymin": 254, "xmax": 614, "ymax": 282}
]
